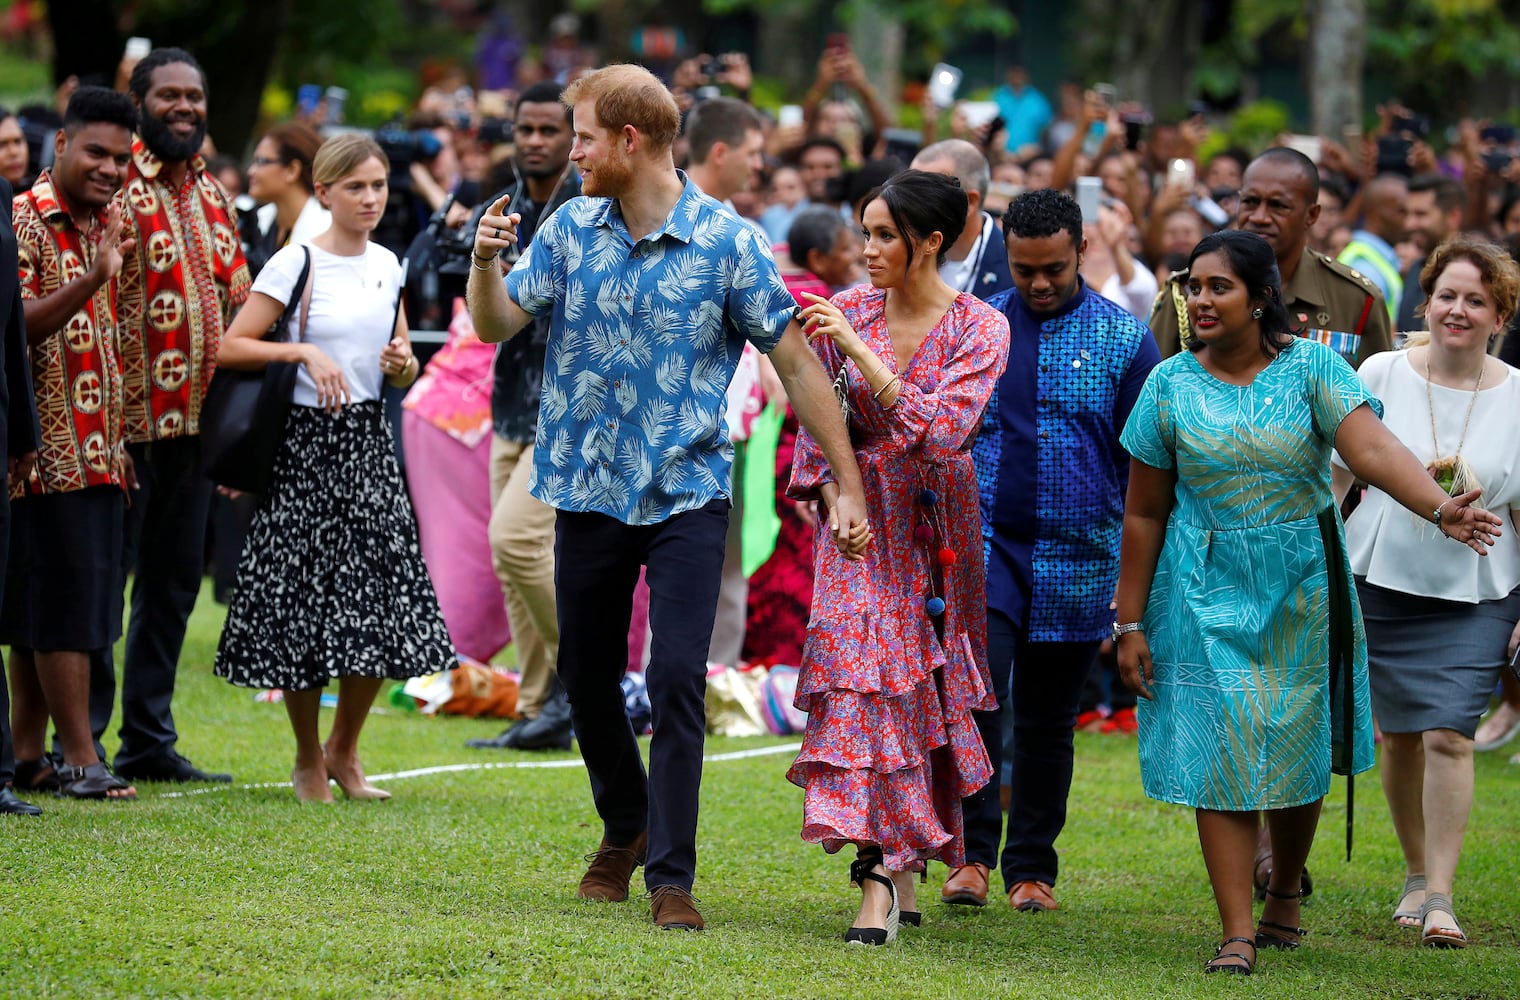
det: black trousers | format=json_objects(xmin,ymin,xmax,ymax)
[
  {"xmin": 961, "ymin": 609, "xmax": 1101, "ymax": 888},
  {"xmin": 554, "ymin": 499, "xmax": 728, "ymax": 892},
  {"xmin": 87, "ymin": 436, "xmax": 212, "ymax": 767},
  {"xmin": 0, "ymin": 493, "xmax": 12, "ymax": 786}
]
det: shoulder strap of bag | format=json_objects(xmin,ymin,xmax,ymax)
[
  {"xmin": 294, "ymin": 246, "xmax": 314, "ymax": 343},
  {"xmin": 389, "ymin": 257, "xmax": 408, "ymax": 339}
]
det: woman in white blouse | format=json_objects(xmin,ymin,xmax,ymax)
[
  {"xmin": 1332, "ymin": 237, "xmax": 1520, "ymax": 949},
  {"xmin": 244, "ymin": 121, "xmax": 330, "ymax": 276},
  {"xmin": 214, "ymin": 134, "xmax": 455, "ymax": 802}
]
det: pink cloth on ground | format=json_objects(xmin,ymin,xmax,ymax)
[
  {"xmin": 401, "ymin": 303, "xmax": 510, "ymax": 661},
  {"xmin": 402, "ymin": 300, "xmax": 495, "ymax": 447},
  {"xmin": 402, "ymin": 415, "xmax": 511, "ymax": 662}
]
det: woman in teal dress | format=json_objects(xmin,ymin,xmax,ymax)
[{"xmin": 1113, "ymin": 231, "xmax": 1502, "ymax": 976}]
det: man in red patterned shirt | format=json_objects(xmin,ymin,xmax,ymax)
[
  {"xmin": 2, "ymin": 87, "xmax": 141, "ymax": 800},
  {"xmin": 88, "ymin": 48, "xmax": 250, "ymax": 784}
]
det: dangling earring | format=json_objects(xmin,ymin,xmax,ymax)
[{"xmin": 1252, "ymin": 307, "xmax": 1263, "ymax": 319}]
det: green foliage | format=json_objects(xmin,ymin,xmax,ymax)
[
  {"xmin": 701, "ymin": 0, "xmax": 1016, "ymax": 64},
  {"xmin": 1203, "ymin": 0, "xmax": 1520, "ymax": 120},
  {"xmin": 0, "ymin": 47, "xmax": 50, "ymax": 107},
  {"xmin": 1225, "ymin": 99, "xmax": 1291, "ymax": 154}
]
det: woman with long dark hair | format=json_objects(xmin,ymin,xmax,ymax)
[
  {"xmin": 788, "ymin": 169, "xmax": 1009, "ymax": 945},
  {"xmin": 214, "ymin": 134, "xmax": 455, "ymax": 802},
  {"xmin": 1114, "ymin": 230, "xmax": 1501, "ymax": 974}
]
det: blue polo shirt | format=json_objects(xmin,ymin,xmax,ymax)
[
  {"xmin": 971, "ymin": 281, "xmax": 1160, "ymax": 641},
  {"xmin": 505, "ymin": 172, "xmax": 798, "ymax": 525}
]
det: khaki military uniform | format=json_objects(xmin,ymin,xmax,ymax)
[{"xmin": 1148, "ymin": 247, "xmax": 1394, "ymax": 369}]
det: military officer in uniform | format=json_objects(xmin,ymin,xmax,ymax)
[{"xmin": 1149, "ymin": 146, "xmax": 1392, "ymax": 369}]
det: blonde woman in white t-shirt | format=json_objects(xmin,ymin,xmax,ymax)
[
  {"xmin": 214, "ymin": 134, "xmax": 456, "ymax": 802},
  {"xmin": 1332, "ymin": 237, "xmax": 1520, "ymax": 949}
]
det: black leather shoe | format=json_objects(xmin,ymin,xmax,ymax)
[
  {"xmin": 0, "ymin": 787, "xmax": 43, "ymax": 815},
  {"xmin": 465, "ymin": 717, "xmax": 529, "ymax": 750},
  {"xmin": 512, "ymin": 711, "xmax": 573, "ymax": 750},
  {"xmin": 115, "ymin": 750, "xmax": 232, "ymax": 784}
]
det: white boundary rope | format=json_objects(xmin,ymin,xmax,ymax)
[{"xmin": 157, "ymin": 741, "xmax": 803, "ymax": 798}]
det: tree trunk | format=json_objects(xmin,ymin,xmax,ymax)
[
  {"xmin": 849, "ymin": 1, "xmax": 903, "ymax": 122},
  {"xmin": 754, "ymin": 2, "xmax": 812, "ymax": 91},
  {"xmin": 1072, "ymin": 0, "xmax": 1197, "ymax": 113},
  {"xmin": 1307, "ymin": 0, "xmax": 1364, "ymax": 140},
  {"xmin": 48, "ymin": 0, "xmax": 118, "ymax": 88},
  {"xmin": 198, "ymin": 3, "xmax": 289, "ymax": 157}
]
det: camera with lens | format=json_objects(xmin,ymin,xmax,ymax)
[
  {"xmin": 375, "ymin": 125, "xmax": 443, "ymax": 174},
  {"xmin": 370, "ymin": 123, "xmax": 447, "ymax": 253},
  {"xmin": 478, "ymin": 118, "xmax": 513, "ymax": 146}
]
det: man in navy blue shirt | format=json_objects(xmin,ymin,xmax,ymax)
[
  {"xmin": 911, "ymin": 139, "xmax": 1014, "ymax": 301},
  {"xmin": 945, "ymin": 188, "xmax": 1160, "ymax": 911}
]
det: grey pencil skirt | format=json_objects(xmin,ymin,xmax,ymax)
[{"xmin": 1356, "ymin": 577, "xmax": 1520, "ymax": 737}]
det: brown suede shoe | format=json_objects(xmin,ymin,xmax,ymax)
[
  {"xmin": 650, "ymin": 884, "xmax": 704, "ymax": 930},
  {"xmin": 1008, "ymin": 880, "xmax": 1059, "ymax": 912},
  {"xmin": 576, "ymin": 830, "xmax": 648, "ymax": 902},
  {"xmin": 942, "ymin": 863, "xmax": 990, "ymax": 906}
]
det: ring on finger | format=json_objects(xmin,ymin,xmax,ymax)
[{"xmin": 494, "ymin": 227, "xmax": 502, "ymax": 239}]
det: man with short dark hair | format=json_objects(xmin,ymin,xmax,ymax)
[
  {"xmin": 684, "ymin": 97, "xmax": 765, "ymax": 206},
  {"xmin": 465, "ymin": 80, "xmax": 581, "ymax": 752},
  {"xmin": 1339, "ymin": 172, "xmax": 1410, "ymax": 324},
  {"xmin": 796, "ymin": 137, "xmax": 846, "ymax": 209},
  {"xmin": 946, "ymin": 188, "xmax": 1159, "ymax": 911},
  {"xmin": 912, "ymin": 139, "xmax": 1013, "ymax": 299},
  {"xmin": 683, "ymin": 96, "xmax": 769, "ymax": 672},
  {"xmin": 1149, "ymin": 147, "xmax": 1392, "ymax": 368},
  {"xmin": 0, "ymin": 166, "xmax": 39, "ymax": 815},
  {"xmin": 467, "ymin": 63, "xmax": 867, "ymax": 931},
  {"xmin": 94, "ymin": 47, "xmax": 250, "ymax": 784},
  {"xmin": 4, "ymin": 86, "xmax": 142, "ymax": 801},
  {"xmin": 1398, "ymin": 173, "xmax": 1466, "ymax": 331}
]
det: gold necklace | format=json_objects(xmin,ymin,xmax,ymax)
[{"xmin": 1424, "ymin": 348, "xmax": 1486, "ymax": 495}]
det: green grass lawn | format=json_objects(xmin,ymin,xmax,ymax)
[{"xmin": 2, "ymin": 582, "xmax": 1517, "ymax": 998}]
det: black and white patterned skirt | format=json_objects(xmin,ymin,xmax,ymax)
[{"xmin": 214, "ymin": 402, "xmax": 457, "ymax": 691}]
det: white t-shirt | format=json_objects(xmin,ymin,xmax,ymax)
[
  {"xmin": 1332, "ymin": 350, "xmax": 1520, "ymax": 602},
  {"xmin": 252, "ymin": 243, "xmax": 404, "ymax": 407},
  {"xmin": 255, "ymin": 196, "xmax": 332, "ymax": 247}
]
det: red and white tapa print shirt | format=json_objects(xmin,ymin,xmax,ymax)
[
  {"xmin": 116, "ymin": 140, "xmax": 251, "ymax": 443},
  {"xmin": 11, "ymin": 170, "xmax": 126, "ymax": 497}
]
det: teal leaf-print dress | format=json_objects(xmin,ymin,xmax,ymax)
[{"xmin": 1120, "ymin": 340, "xmax": 1378, "ymax": 810}]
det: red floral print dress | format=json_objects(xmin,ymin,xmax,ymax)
[{"xmin": 787, "ymin": 285, "xmax": 1010, "ymax": 871}]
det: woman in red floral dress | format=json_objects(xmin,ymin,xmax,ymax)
[{"xmin": 789, "ymin": 170, "xmax": 1010, "ymax": 945}]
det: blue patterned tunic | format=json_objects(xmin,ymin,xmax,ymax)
[
  {"xmin": 1120, "ymin": 340, "xmax": 1378, "ymax": 810},
  {"xmin": 504, "ymin": 172, "xmax": 798, "ymax": 525},
  {"xmin": 972, "ymin": 283, "xmax": 1159, "ymax": 642}
]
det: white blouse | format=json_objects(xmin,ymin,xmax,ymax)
[
  {"xmin": 252, "ymin": 243, "xmax": 404, "ymax": 408},
  {"xmin": 1333, "ymin": 350, "xmax": 1520, "ymax": 602}
]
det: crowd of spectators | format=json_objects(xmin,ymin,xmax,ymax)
[{"xmin": 1, "ymin": 19, "xmax": 1517, "ymax": 967}]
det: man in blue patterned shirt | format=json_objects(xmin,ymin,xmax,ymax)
[
  {"xmin": 467, "ymin": 64, "xmax": 867, "ymax": 931},
  {"xmin": 945, "ymin": 189, "xmax": 1160, "ymax": 912}
]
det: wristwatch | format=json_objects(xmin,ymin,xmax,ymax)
[{"xmin": 1111, "ymin": 621, "xmax": 1144, "ymax": 642}]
